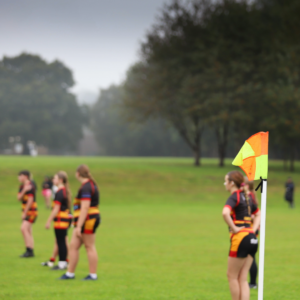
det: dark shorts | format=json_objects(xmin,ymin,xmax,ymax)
[
  {"xmin": 80, "ymin": 214, "xmax": 100, "ymax": 234},
  {"xmin": 229, "ymin": 232, "xmax": 258, "ymax": 258},
  {"xmin": 24, "ymin": 214, "xmax": 38, "ymax": 224},
  {"xmin": 68, "ymin": 215, "xmax": 73, "ymax": 228}
]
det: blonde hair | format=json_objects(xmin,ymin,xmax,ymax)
[{"xmin": 57, "ymin": 171, "xmax": 72, "ymax": 210}]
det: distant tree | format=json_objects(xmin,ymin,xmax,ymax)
[
  {"xmin": 251, "ymin": 0, "xmax": 300, "ymax": 171},
  {"xmin": 0, "ymin": 53, "xmax": 83, "ymax": 152},
  {"xmin": 123, "ymin": 0, "xmax": 300, "ymax": 170},
  {"xmin": 91, "ymin": 85, "xmax": 191, "ymax": 157},
  {"xmin": 123, "ymin": 1, "xmax": 217, "ymax": 166},
  {"xmin": 123, "ymin": 0, "xmax": 261, "ymax": 166}
]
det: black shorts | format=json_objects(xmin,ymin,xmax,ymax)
[
  {"xmin": 24, "ymin": 214, "xmax": 38, "ymax": 224},
  {"xmin": 68, "ymin": 215, "xmax": 73, "ymax": 228},
  {"xmin": 80, "ymin": 214, "xmax": 100, "ymax": 234},
  {"xmin": 229, "ymin": 232, "xmax": 258, "ymax": 258}
]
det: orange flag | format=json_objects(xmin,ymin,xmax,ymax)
[{"xmin": 232, "ymin": 132, "xmax": 269, "ymax": 180}]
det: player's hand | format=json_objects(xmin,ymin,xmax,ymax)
[
  {"xmin": 21, "ymin": 212, "xmax": 26, "ymax": 220},
  {"xmin": 75, "ymin": 227, "xmax": 82, "ymax": 238},
  {"xmin": 45, "ymin": 221, "xmax": 51, "ymax": 229},
  {"xmin": 231, "ymin": 226, "xmax": 244, "ymax": 234}
]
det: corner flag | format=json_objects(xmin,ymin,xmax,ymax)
[
  {"xmin": 232, "ymin": 132, "xmax": 269, "ymax": 180},
  {"xmin": 232, "ymin": 132, "xmax": 269, "ymax": 300}
]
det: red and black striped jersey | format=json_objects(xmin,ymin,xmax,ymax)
[
  {"xmin": 18, "ymin": 182, "xmax": 38, "ymax": 213},
  {"xmin": 53, "ymin": 187, "xmax": 70, "ymax": 229},
  {"xmin": 73, "ymin": 180, "xmax": 100, "ymax": 226},
  {"xmin": 224, "ymin": 190, "xmax": 259, "ymax": 228},
  {"xmin": 53, "ymin": 187, "xmax": 69, "ymax": 212}
]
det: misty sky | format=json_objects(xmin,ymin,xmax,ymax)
[{"xmin": 0, "ymin": 0, "xmax": 167, "ymax": 103}]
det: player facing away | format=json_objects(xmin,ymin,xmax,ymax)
[
  {"xmin": 222, "ymin": 171, "xmax": 261, "ymax": 300},
  {"xmin": 42, "ymin": 176, "xmax": 53, "ymax": 209},
  {"xmin": 244, "ymin": 177, "xmax": 259, "ymax": 289},
  {"xmin": 17, "ymin": 170, "xmax": 38, "ymax": 257},
  {"xmin": 60, "ymin": 164, "xmax": 100, "ymax": 280},
  {"xmin": 45, "ymin": 171, "xmax": 72, "ymax": 270}
]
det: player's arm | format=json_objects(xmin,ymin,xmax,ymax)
[
  {"xmin": 18, "ymin": 183, "xmax": 32, "ymax": 201},
  {"xmin": 17, "ymin": 189, "xmax": 27, "ymax": 201},
  {"xmin": 252, "ymin": 209, "xmax": 261, "ymax": 233},
  {"xmin": 222, "ymin": 206, "xmax": 244, "ymax": 234},
  {"xmin": 77, "ymin": 201, "xmax": 90, "ymax": 228},
  {"xmin": 45, "ymin": 204, "xmax": 60, "ymax": 229}
]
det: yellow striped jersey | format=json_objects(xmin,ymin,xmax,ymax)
[
  {"xmin": 73, "ymin": 180, "xmax": 99, "ymax": 226},
  {"xmin": 18, "ymin": 182, "xmax": 38, "ymax": 216},
  {"xmin": 53, "ymin": 187, "xmax": 71, "ymax": 229}
]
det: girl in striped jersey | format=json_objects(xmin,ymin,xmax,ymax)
[
  {"xmin": 18, "ymin": 170, "xmax": 38, "ymax": 258},
  {"xmin": 60, "ymin": 164, "xmax": 100, "ymax": 280},
  {"xmin": 222, "ymin": 171, "xmax": 261, "ymax": 300},
  {"xmin": 45, "ymin": 171, "xmax": 72, "ymax": 270}
]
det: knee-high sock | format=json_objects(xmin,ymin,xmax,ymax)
[{"xmin": 249, "ymin": 256, "xmax": 258, "ymax": 284}]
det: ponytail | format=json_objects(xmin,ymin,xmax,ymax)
[
  {"xmin": 87, "ymin": 174, "xmax": 98, "ymax": 190},
  {"xmin": 227, "ymin": 171, "xmax": 251, "ymax": 216},
  {"xmin": 241, "ymin": 183, "xmax": 251, "ymax": 216},
  {"xmin": 244, "ymin": 175, "xmax": 258, "ymax": 207},
  {"xmin": 64, "ymin": 181, "xmax": 72, "ymax": 211},
  {"xmin": 76, "ymin": 164, "xmax": 99, "ymax": 189},
  {"xmin": 57, "ymin": 171, "xmax": 72, "ymax": 211}
]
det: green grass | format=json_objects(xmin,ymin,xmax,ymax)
[{"xmin": 0, "ymin": 156, "xmax": 299, "ymax": 300}]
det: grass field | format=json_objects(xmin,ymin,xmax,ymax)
[{"xmin": 0, "ymin": 156, "xmax": 299, "ymax": 300}]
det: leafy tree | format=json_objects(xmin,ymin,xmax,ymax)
[
  {"xmin": 123, "ymin": 0, "xmax": 261, "ymax": 166},
  {"xmin": 250, "ymin": 0, "xmax": 300, "ymax": 170},
  {"xmin": 0, "ymin": 53, "xmax": 83, "ymax": 152},
  {"xmin": 123, "ymin": 1, "xmax": 216, "ymax": 166},
  {"xmin": 122, "ymin": 0, "xmax": 300, "ymax": 170}
]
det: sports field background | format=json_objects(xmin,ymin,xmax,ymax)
[{"xmin": 0, "ymin": 156, "xmax": 299, "ymax": 300}]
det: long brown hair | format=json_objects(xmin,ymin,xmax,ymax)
[
  {"xmin": 244, "ymin": 176, "xmax": 258, "ymax": 206},
  {"xmin": 76, "ymin": 164, "xmax": 98, "ymax": 188},
  {"xmin": 227, "ymin": 171, "xmax": 251, "ymax": 216},
  {"xmin": 57, "ymin": 171, "xmax": 72, "ymax": 210}
]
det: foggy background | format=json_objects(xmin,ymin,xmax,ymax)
[
  {"xmin": 0, "ymin": 0, "xmax": 166, "ymax": 103},
  {"xmin": 1, "ymin": 0, "xmax": 300, "ymax": 170}
]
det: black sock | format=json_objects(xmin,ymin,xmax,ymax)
[
  {"xmin": 250, "ymin": 256, "xmax": 257, "ymax": 285},
  {"xmin": 26, "ymin": 247, "xmax": 33, "ymax": 253}
]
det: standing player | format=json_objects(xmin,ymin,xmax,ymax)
[
  {"xmin": 284, "ymin": 177, "xmax": 295, "ymax": 208},
  {"xmin": 244, "ymin": 177, "xmax": 259, "ymax": 289},
  {"xmin": 42, "ymin": 176, "xmax": 53, "ymax": 209},
  {"xmin": 60, "ymin": 164, "xmax": 100, "ymax": 280},
  {"xmin": 45, "ymin": 171, "xmax": 72, "ymax": 270},
  {"xmin": 17, "ymin": 170, "xmax": 38, "ymax": 258},
  {"xmin": 41, "ymin": 178, "xmax": 66, "ymax": 267},
  {"xmin": 222, "ymin": 171, "xmax": 261, "ymax": 300}
]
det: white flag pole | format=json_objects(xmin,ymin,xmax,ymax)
[{"xmin": 258, "ymin": 179, "xmax": 267, "ymax": 300}]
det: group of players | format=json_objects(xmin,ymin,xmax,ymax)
[
  {"xmin": 18, "ymin": 165, "xmax": 260, "ymax": 297},
  {"xmin": 17, "ymin": 164, "xmax": 100, "ymax": 280}
]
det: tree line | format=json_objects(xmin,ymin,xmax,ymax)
[
  {"xmin": 0, "ymin": 53, "xmax": 84, "ymax": 153},
  {"xmin": 90, "ymin": 84, "xmax": 224, "ymax": 158},
  {"xmin": 120, "ymin": 0, "xmax": 300, "ymax": 170},
  {"xmin": 1, "ymin": 0, "xmax": 300, "ymax": 171}
]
